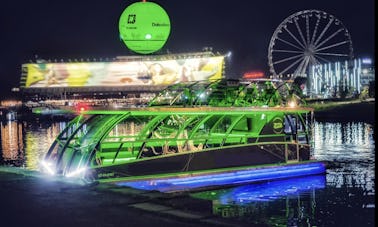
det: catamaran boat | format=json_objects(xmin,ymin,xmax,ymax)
[{"xmin": 41, "ymin": 79, "xmax": 325, "ymax": 184}]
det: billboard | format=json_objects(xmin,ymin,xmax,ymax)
[{"xmin": 21, "ymin": 56, "xmax": 224, "ymax": 88}]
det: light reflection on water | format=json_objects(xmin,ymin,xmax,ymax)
[
  {"xmin": 313, "ymin": 122, "xmax": 375, "ymax": 193},
  {"xmin": 0, "ymin": 121, "xmax": 24, "ymax": 165},
  {"xmin": 189, "ymin": 122, "xmax": 375, "ymax": 226},
  {"xmin": 192, "ymin": 175, "xmax": 326, "ymax": 226},
  {"xmin": 0, "ymin": 119, "xmax": 375, "ymax": 226},
  {"xmin": 0, "ymin": 120, "xmax": 66, "ymax": 170}
]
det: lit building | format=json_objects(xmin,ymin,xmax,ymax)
[
  {"xmin": 306, "ymin": 58, "xmax": 375, "ymax": 98},
  {"xmin": 360, "ymin": 58, "xmax": 375, "ymax": 88}
]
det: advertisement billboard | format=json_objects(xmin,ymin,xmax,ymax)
[
  {"xmin": 119, "ymin": 1, "xmax": 171, "ymax": 54},
  {"xmin": 21, "ymin": 56, "xmax": 224, "ymax": 88}
]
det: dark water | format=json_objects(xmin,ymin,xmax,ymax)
[
  {"xmin": 0, "ymin": 117, "xmax": 375, "ymax": 226},
  {"xmin": 192, "ymin": 121, "xmax": 375, "ymax": 226}
]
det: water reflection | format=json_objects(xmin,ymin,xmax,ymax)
[
  {"xmin": 191, "ymin": 175, "xmax": 325, "ymax": 226},
  {"xmin": 314, "ymin": 122, "xmax": 374, "ymax": 160},
  {"xmin": 0, "ymin": 121, "xmax": 24, "ymax": 166},
  {"xmin": 24, "ymin": 121, "xmax": 66, "ymax": 170},
  {"xmin": 192, "ymin": 175, "xmax": 325, "ymax": 203},
  {"xmin": 0, "ymin": 120, "xmax": 66, "ymax": 170},
  {"xmin": 116, "ymin": 162, "xmax": 325, "ymax": 192},
  {"xmin": 313, "ymin": 122, "xmax": 375, "ymax": 193}
]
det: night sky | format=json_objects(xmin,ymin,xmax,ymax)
[{"xmin": 0, "ymin": 0, "xmax": 375, "ymax": 98}]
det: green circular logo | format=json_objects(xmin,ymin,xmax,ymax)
[
  {"xmin": 119, "ymin": 2, "xmax": 171, "ymax": 54},
  {"xmin": 272, "ymin": 117, "xmax": 284, "ymax": 134}
]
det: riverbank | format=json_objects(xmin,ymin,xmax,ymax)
[{"xmin": 308, "ymin": 99, "xmax": 375, "ymax": 123}]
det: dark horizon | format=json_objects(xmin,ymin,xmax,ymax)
[{"xmin": 0, "ymin": 0, "xmax": 375, "ymax": 99}]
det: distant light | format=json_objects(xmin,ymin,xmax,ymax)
[
  {"xmin": 226, "ymin": 51, "xmax": 232, "ymax": 58},
  {"xmin": 362, "ymin": 69, "xmax": 369, "ymax": 74},
  {"xmin": 198, "ymin": 93, "xmax": 206, "ymax": 99},
  {"xmin": 243, "ymin": 71, "xmax": 264, "ymax": 79},
  {"xmin": 362, "ymin": 58, "xmax": 372, "ymax": 64},
  {"xmin": 75, "ymin": 102, "xmax": 90, "ymax": 113},
  {"xmin": 288, "ymin": 100, "xmax": 297, "ymax": 108}
]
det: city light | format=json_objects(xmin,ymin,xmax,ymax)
[
  {"xmin": 362, "ymin": 58, "xmax": 372, "ymax": 64},
  {"xmin": 243, "ymin": 71, "xmax": 264, "ymax": 79},
  {"xmin": 308, "ymin": 58, "xmax": 375, "ymax": 97},
  {"xmin": 288, "ymin": 100, "xmax": 297, "ymax": 108},
  {"xmin": 75, "ymin": 102, "xmax": 89, "ymax": 113}
]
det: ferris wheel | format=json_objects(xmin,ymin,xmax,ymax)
[{"xmin": 268, "ymin": 10, "xmax": 353, "ymax": 78}]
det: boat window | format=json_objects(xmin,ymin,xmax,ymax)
[
  {"xmin": 284, "ymin": 115, "xmax": 296, "ymax": 134},
  {"xmin": 105, "ymin": 116, "xmax": 149, "ymax": 142},
  {"xmin": 195, "ymin": 115, "xmax": 219, "ymax": 136},
  {"xmin": 284, "ymin": 114, "xmax": 308, "ymax": 144},
  {"xmin": 233, "ymin": 116, "xmax": 249, "ymax": 131},
  {"xmin": 213, "ymin": 116, "xmax": 232, "ymax": 133},
  {"xmin": 153, "ymin": 115, "xmax": 188, "ymax": 139},
  {"xmin": 284, "ymin": 115, "xmax": 305, "ymax": 132}
]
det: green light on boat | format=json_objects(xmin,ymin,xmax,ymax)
[{"xmin": 119, "ymin": 1, "xmax": 171, "ymax": 54}]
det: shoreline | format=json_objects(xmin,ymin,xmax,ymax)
[{"xmin": 310, "ymin": 100, "xmax": 375, "ymax": 124}]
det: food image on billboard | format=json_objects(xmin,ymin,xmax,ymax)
[{"xmin": 21, "ymin": 56, "xmax": 224, "ymax": 88}]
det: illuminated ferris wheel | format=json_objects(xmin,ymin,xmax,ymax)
[{"xmin": 268, "ymin": 10, "xmax": 353, "ymax": 78}]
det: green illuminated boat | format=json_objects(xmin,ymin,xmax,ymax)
[{"xmin": 42, "ymin": 79, "xmax": 324, "ymax": 183}]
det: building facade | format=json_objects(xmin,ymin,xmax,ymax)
[{"xmin": 306, "ymin": 58, "xmax": 375, "ymax": 98}]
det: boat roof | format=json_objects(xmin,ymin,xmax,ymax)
[
  {"xmin": 75, "ymin": 78, "xmax": 311, "ymax": 115},
  {"xmin": 147, "ymin": 78, "xmax": 307, "ymax": 108}
]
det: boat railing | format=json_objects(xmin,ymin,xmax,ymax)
[
  {"xmin": 95, "ymin": 131, "xmax": 308, "ymax": 161},
  {"xmin": 95, "ymin": 140, "xmax": 307, "ymax": 166}
]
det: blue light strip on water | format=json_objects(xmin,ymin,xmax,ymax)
[
  {"xmin": 116, "ymin": 162, "xmax": 326, "ymax": 192},
  {"xmin": 193, "ymin": 174, "xmax": 326, "ymax": 204},
  {"xmin": 223, "ymin": 175, "xmax": 325, "ymax": 203}
]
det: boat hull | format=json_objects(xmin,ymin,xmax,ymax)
[{"xmin": 92, "ymin": 143, "xmax": 311, "ymax": 181}]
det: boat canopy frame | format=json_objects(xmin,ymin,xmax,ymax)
[
  {"xmin": 44, "ymin": 107, "xmax": 313, "ymax": 177},
  {"xmin": 148, "ymin": 79, "xmax": 306, "ymax": 108}
]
